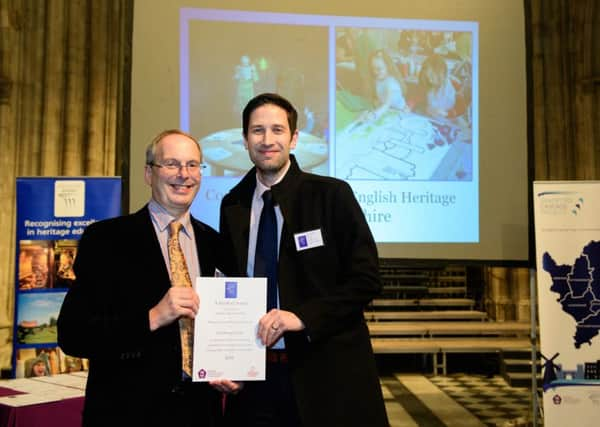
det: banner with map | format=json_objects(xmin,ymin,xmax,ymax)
[
  {"xmin": 12, "ymin": 177, "xmax": 121, "ymax": 379},
  {"xmin": 533, "ymin": 181, "xmax": 600, "ymax": 427}
]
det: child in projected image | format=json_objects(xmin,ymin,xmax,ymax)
[
  {"xmin": 233, "ymin": 55, "xmax": 259, "ymax": 115},
  {"xmin": 418, "ymin": 54, "xmax": 458, "ymax": 119},
  {"xmin": 359, "ymin": 49, "xmax": 409, "ymax": 123}
]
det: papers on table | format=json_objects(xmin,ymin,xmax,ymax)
[{"xmin": 0, "ymin": 372, "xmax": 87, "ymax": 407}]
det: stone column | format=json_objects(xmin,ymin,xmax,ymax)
[
  {"xmin": 513, "ymin": 268, "xmax": 532, "ymax": 322},
  {"xmin": 486, "ymin": 267, "xmax": 513, "ymax": 321}
]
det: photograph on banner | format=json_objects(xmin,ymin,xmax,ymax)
[
  {"xmin": 16, "ymin": 346, "xmax": 55, "ymax": 378},
  {"xmin": 18, "ymin": 239, "xmax": 78, "ymax": 290},
  {"xmin": 18, "ymin": 240, "xmax": 52, "ymax": 290},
  {"xmin": 533, "ymin": 181, "xmax": 600, "ymax": 427},
  {"xmin": 54, "ymin": 240, "xmax": 78, "ymax": 288},
  {"xmin": 16, "ymin": 291, "xmax": 65, "ymax": 345},
  {"xmin": 14, "ymin": 346, "xmax": 88, "ymax": 379}
]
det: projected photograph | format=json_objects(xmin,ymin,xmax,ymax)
[
  {"xmin": 186, "ymin": 19, "xmax": 329, "ymax": 177},
  {"xmin": 335, "ymin": 27, "xmax": 473, "ymax": 181},
  {"xmin": 182, "ymin": 9, "xmax": 479, "ymax": 243}
]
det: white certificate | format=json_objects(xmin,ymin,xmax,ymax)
[{"xmin": 192, "ymin": 277, "xmax": 266, "ymax": 382}]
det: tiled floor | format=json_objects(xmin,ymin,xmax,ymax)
[{"xmin": 381, "ymin": 373, "xmax": 538, "ymax": 427}]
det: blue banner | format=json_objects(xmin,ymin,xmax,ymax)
[{"xmin": 12, "ymin": 177, "xmax": 121, "ymax": 378}]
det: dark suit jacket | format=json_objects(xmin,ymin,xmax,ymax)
[
  {"xmin": 57, "ymin": 206, "xmax": 223, "ymax": 427},
  {"xmin": 219, "ymin": 155, "xmax": 389, "ymax": 427}
]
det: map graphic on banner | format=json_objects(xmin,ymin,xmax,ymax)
[{"xmin": 543, "ymin": 240, "xmax": 600, "ymax": 349}]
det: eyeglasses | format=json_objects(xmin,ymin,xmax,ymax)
[{"xmin": 148, "ymin": 159, "xmax": 207, "ymax": 174}]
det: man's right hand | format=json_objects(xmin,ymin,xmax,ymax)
[{"xmin": 149, "ymin": 287, "xmax": 199, "ymax": 331}]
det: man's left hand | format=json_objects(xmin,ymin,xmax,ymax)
[{"xmin": 257, "ymin": 309, "xmax": 304, "ymax": 347}]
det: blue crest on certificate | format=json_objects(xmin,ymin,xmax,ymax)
[{"xmin": 225, "ymin": 281, "xmax": 238, "ymax": 298}]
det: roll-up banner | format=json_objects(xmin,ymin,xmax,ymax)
[
  {"xmin": 12, "ymin": 177, "xmax": 121, "ymax": 378},
  {"xmin": 533, "ymin": 181, "xmax": 600, "ymax": 427}
]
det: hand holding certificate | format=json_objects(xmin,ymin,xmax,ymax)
[{"xmin": 192, "ymin": 277, "xmax": 266, "ymax": 382}]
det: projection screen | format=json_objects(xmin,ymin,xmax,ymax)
[{"xmin": 131, "ymin": 0, "xmax": 528, "ymax": 263}]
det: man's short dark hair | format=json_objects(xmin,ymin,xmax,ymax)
[{"xmin": 242, "ymin": 93, "xmax": 298, "ymax": 137}]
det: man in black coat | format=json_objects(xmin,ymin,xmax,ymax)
[
  {"xmin": 58, "ymin": 129, "xmax": 227, "ymax": 427},
  {"xmin": 219, "ymin": 93, "xmax": 389, "ymax": 427}
]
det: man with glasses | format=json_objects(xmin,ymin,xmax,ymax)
[{"xmin": 58, "ymin": 129, "xmax": 232, "ymax": 427}]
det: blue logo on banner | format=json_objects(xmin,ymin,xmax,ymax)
[{"xmin": 225, "ymin": 281, "xmax": 237, "ymax": 298}]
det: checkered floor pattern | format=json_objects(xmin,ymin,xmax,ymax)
[{"xmin": 428, "ymin": 374, "xmax": 534, "ymax": 427}]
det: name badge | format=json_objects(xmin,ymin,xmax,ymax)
[{"xmin": 294, "ymin": 229, "xmax": 324, "ymax": 252}]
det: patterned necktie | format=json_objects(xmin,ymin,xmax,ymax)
[
  {"xmin": 168, "ymin": 221, "xmax": 194, "ymax": 377},
  {"xmin": 254, "ymin": 190, "xmax": 278, "ymax": 311}
]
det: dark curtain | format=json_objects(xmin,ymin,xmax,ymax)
[{"xmin": 0, "ymin": 0, "xmax": 133, "ymax": 364}]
